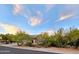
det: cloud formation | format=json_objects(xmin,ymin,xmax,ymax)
[
  {"xmin": 36, "ymin": 11, "xmax": 43, "ymax": 18},
  {"xmin": 64, "ymin": 4, "xmax": 79, "ymax": 11},
  {"xmin": 12, "ymin": 4, "xmax": 52, "ymax": 27},
  {"xmin": 59, "ymin": 14, "xmax": 74, "ymax": 21},
  {"xmin": 58, "ymin": 5, "xmax": 79, "ymax": 21},
  {"xmin": 13, "ymin": 4, "xmax": 22, "ymax": 15},
  {"xmin": 0, "ymin": 23, "xmax": 21, "ymax": 34},
  {"xmin": 28, "ymin": 16, "xmax": 42, "ymax": 26},
  {"xmin": 45, "ymin": 4, "xmax": 55, "ymax": 12},
  {"xmin": 46, "ymin": 30, "xmax": 54, "ymax": 36},
  {"xmin": 41, "ymin": 29, "xmax": 55, "ymax": 36}
]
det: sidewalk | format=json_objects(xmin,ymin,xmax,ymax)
[{"xmin": 0, "ymin": 43, "xmax": 79, "ymax": 54}]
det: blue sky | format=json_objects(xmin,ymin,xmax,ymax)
[{"xmin": 0, "ymin": 4, "xmax": 79, "ymax": 35}]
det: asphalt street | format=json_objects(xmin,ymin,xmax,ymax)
[{"xmin": 0, "ymin": 46, "xmax": 58, "ymax": 54}]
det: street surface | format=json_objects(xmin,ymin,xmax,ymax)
[{"xmin": 0, "ymin": 46, "xmax": 58, "ymax": 54}]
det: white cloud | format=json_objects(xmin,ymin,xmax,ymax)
[
  {"xmin": 12, "ymin": 5, "xmax": 49, "ymax": 26},
  {"xmin": 13, "ymin": 4, "xmax": 22, "ymax": 15},
  {"xmin": 59, "ymin": 14, "xmax": 74, "ymax": 21},
  {"xmin": 46, "ymin": 30, "xmax": 54, "ymax": 36},
  {"xmin": 28, "ymin": 16, "xmax": 42, "ymax": 26},
  {"xmin": 0, "ymin": 23, "xmax": 21, "ymax": 34},
  {"xmin": 64, "ymin": 4, "xmax": 79, "ymax": 11},
  {"xmin": 45, "ymin": 4, "xmax": 55, "ymax": 12},
  {"xmin": 58, "ymin": 5, "xmax": 79, "ymax": 21},
  {"xmin": 36, "ymin": 11, "xmax": 42, "ymax": 17},
  {"xmin": 41, "ymin": 29, "xmax": 55, "ymax": 36}
]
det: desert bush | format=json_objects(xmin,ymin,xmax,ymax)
[
  {"xmin": 16, "ymin": 31, "xmax": 32, "ymax": 46},
  {"xmin": 0, "ymin": 27, "xmax": 79, "ymax": 48},
  {"xmin": 40, "ymin": 39, "xmax": 53, "ymax": 47}
]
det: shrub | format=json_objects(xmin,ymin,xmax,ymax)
[{"xmin": 40, "ymin": 39, "xmax": 53, "ymax": 47}]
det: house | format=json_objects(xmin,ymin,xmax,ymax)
[{"xmin": 32, "ymin": 38, "xmax": 38, "ymax": 45}]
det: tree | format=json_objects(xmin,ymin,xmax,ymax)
[
  {"xmin": 15, "ymin": 31, "xmax": 32, "ymax": 46},
  {"xmin": 53, "ymin": 28, "xmax": 64, "ymax": 47},
  {"xmin": 65, "ymin": 28, "xmax": 79, "ymax": 48}
]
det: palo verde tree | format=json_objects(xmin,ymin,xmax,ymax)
[
  {"xmin": 15, "ymin": 31, "xmax": 32, "ymax": 46},
  {"xmin": 65, "ymin": 28, "xmax": 79, "ymax": 48}
]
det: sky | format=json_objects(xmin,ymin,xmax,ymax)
[{"xmin": 0, "ymin": 4, "xmax": 79, "ymax": 35}]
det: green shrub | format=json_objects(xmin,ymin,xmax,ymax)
[{"xmin": 40, "ymin": 39, "xmax": 53, "ymax": 47}]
